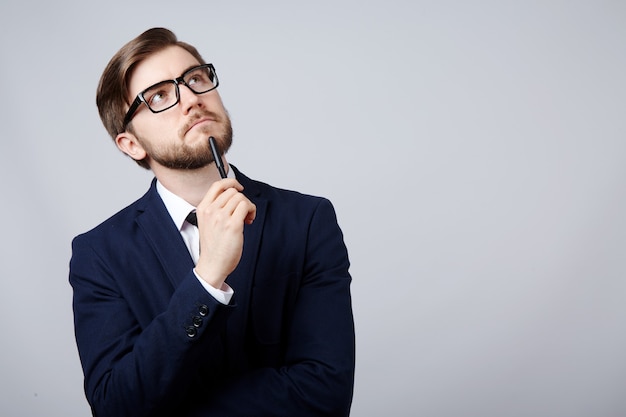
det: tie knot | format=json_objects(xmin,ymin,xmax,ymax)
[{"xmin": 186, "ymin": 211, "xmax": 198, "ymax": 227}]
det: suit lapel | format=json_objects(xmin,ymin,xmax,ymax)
[
  {"xmin": 227, "ymin": 190, "xmax": 267, "ymax": 303},
  {"xmin": 136, "ymin": 180, "xmax": 195, "ymax": 289},
  {"xmin": 227, "ymin": 166, "xmax": 267, "ymax": 297},
  {"xmin": 224, "ymin": 167, "xmax": 267, "ymax": 372}
]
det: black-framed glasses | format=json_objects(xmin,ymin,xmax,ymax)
[{"xmin": 122, "ymin": 63, "xmax": 219, "ymax": 130}]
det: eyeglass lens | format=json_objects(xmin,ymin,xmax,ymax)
[{"xmin": 143, "ymin": 66, "xmax": 216, "ymax": 112}]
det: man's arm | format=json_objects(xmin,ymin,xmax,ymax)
[{"xmin": 70, "ymin": 238, "xmax": 232, "ymax": 417}]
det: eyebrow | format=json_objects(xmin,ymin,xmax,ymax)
[
  {"xmin": 148, "ymin": 64, "xmax": 203, "ymax": 87},
  {"xmin": 131, "ymin": 63, "xmax": 204, "ymax": 100},
  {"xmin": 179, "ymin": 64, "xmax": 203, "ymax": 77}
]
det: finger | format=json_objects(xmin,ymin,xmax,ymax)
[
  {"xmin": 232, "ymin": 199, "xmax": 256, "ymax": 225},
  {"xmin": 245, "ymin": 208, "xmax": 256, "ymax": 224},
  {"xmin": 213, "ymin": 178, "xmax": 243, "ymax": 193},
  {"xmin": 203, "ymin": 179, "xmax": 243, "ymax": 204},
  {"xmin": 211, "ymin": 187, "xmax": 241, "ymax": 210},
  {"xmin": 220, "ymin": 192, "xmax": 254, "ymax": 217}
]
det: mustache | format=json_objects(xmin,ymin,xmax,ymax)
[{"xmin": 180, "ymin": 110, "xmax": 222, "ymax": 135}]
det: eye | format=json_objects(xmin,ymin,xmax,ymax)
[
  {"xmin": 188, "ymin": 72, "xmax": 208, "ymax": 86},
  {"xmin": 186, "ymin": 67, "xmax": 214, "ymax": 90},
  {"xmin": 147, "ymin": 89, "xmax": 168, "ymax": 106},
  {"xmin": 143, "ymin": 82, "xmax": 176, "ymax": 111}
]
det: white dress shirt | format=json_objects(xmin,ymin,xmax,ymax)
[{"xmin": 156, "ymin": 168, "xmax": 236, "ymax": 305}]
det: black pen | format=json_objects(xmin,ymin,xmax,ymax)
[{"xmin": 208, "ymin": 136, "xmax": 227, "ymax": 179}]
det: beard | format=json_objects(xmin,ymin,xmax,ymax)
[{"xmin": 136, "ymin": 110, "xmax": 233, "ymax": 170}]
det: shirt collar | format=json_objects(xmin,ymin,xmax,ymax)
[
  {"xmin": 155, "ymin": 164, "xmax": 235, "ymax": 231},
  {"xmin": 156, "ymin": 180, "xmax": 196, "ymax": 231}
]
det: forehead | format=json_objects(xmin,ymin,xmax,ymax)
[{"xmin": 129, "ymin": 45, "xmax": 202, "ymax": 95}]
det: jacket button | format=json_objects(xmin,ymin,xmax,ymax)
[
  {"xmin": 198, "ymin": 305, "xmax": 209, "ymax": 316},
  {"xmin": 185, "ymin": 326, "xmax": 197, "ymax": 338},
  {"xmin": 192, "ymin": 316, "xmax": 203, "ymax": 328}
]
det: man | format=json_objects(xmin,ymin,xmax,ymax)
[{"xmin": 69, "ymin": 27, "xmax": 355, "ymax": 417}]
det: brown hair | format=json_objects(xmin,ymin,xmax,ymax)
[{"xmin": 96, "ymin": 27, "xmax": 205, "ymax": 168}]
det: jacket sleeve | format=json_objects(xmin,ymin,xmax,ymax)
[
  {"xmin": 70, "ymin": 235, "xmax": 233, "ymax": 417},
  {"xmin": 190, "ymin": 197, "xmax": 356, "ymax": 417}
]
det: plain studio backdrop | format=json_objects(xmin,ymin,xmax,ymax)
[{"xmin": 1, "ymin": 1, "xmax": 625, "ymax": 416}]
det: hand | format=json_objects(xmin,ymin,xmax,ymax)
[{"xmin": 194, "ymin": 178, "xmax": 256, "ymax": 288}]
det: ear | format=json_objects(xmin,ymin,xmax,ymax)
[{"xmin": 115, "ymin": 131, "xmax": 147, "ymax": 162}]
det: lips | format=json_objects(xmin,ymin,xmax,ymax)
[
  {"xmin": 180, "ymin": 110, "xmax": 223, "ymax": 138},
  {"xmin": 186, "ymin": 117, "xmax": 213, "ymax": 134}
]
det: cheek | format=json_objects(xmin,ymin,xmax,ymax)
[
  {"xmin": 134, "ymin": 113, "xmax": 177, "ymax": 139},
  {"xmin": 205, "ymin": 92, "xmax": 228, "ymax": 113}
]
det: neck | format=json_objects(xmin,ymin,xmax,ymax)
[{"xmin": 151, "ymin": 156, "xmax": 229, "ymax": 207}]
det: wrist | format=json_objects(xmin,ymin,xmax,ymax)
[{"xmin": 194, "ymin": 264, "xmax": 227, "ymax": 289}]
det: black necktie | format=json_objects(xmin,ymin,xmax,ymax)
[{"xmin": 186, "ymin": 211, "xmax": 198, "ymax": 227}]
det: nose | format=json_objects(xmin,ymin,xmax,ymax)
[{"xmin": 178, "ymin": 82, "xmax": 202, "ymax": 114}]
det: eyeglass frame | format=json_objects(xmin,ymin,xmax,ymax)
[{"xmin": 121, "ymin": 63, "xmax": 219, "ymax": 131}]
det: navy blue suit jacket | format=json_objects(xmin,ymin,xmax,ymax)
[{"xmin": 69, "ymin": 167, "xmax": 355, "ymax": 417}]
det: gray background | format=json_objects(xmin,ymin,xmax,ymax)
[{"xmin": 1, "ymin": 1, "xmax": 625, "ymax": 416}]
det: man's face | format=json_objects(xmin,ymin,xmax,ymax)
[{"xmin": 124, "ymin": 45, "xmax": 232, "ymax": 170}]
